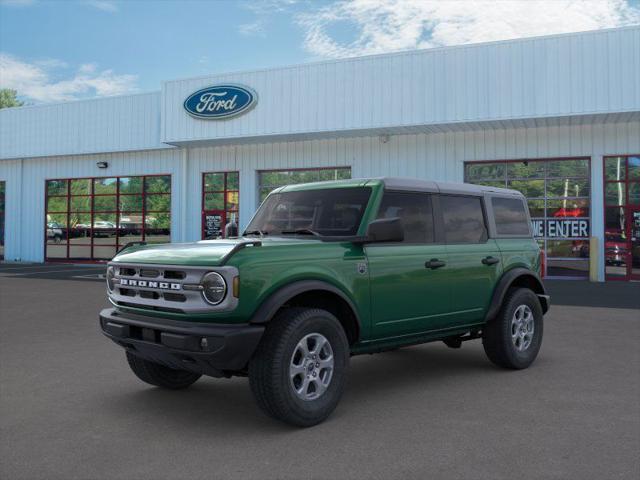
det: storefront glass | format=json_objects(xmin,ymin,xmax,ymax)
[
  {"xmin": 202, "ymin": 171, "xmax": 239, "ymax": 239},
  {"xmin": 257, "ymin": 167, "xmax": 352, "ymax": 203},
  {"xmin": 465, "ymin": 158, "xmax": 591, "ymax": 278},
  {"xmin": 45, "ymin": 175, "xmax": 171, "ymax": 261},
  {"xmin": 603, "ymin": 155, "xmax": 640, "ymax": 280},
  {"xmin": 0, "ymin": 181, "xmax": 5, "ymax": 260}
]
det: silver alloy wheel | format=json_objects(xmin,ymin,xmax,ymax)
[
  {"xmin": 289, "ymin": 333, "xmax": 334, "ymax": 401},
  {"xmin": 511, "ymin": 304, "xmax": 535, "ymax": 352}
]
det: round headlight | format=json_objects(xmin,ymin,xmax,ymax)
[
  {"xmin": 106, "ymin": 266, "xmax": 115, "ymax": 292},
  {"xmin": 201, "ymin": 272, "xmax": 227, "ymax": 305}
]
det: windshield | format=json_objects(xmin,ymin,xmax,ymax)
[{"xmin": 245, "ymin": 187, "xmax": 371, "ymax": 237}]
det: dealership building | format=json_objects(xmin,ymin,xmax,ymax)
[{"xmin": 1, "ymin": 26, "xmax": 639, "ymax": 281}]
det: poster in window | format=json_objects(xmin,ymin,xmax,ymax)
[{"xmin": 204, "ymin": 214, "xmax": 223, "ymax": 240}]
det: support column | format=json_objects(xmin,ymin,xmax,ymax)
[{"xmin": 591, "ymin": 155, "xmax": 605, "ymax": 281}]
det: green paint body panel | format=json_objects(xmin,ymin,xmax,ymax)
[{"xmin": 109, "ymin": 179, "xmax": 542, "ymax": 353}]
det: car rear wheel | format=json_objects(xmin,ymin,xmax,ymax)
[
  {"xmin": 126, "ymin": 352, "xmax": 201, "ymax": 389},
  {"xmin": 482, "ymin": 287, "xmax": 543, "ymax": 369},
  {"xmin": 248, "ymin": 307, "xmax": 349, "ymax": 427}
]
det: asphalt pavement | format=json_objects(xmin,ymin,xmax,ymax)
[{"xmin": 0, "ymin": 264, "xmax": 638, "ymax": 480}]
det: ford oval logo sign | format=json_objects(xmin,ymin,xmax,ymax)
[{"xmin": 183, "ymin": 84, "xmax": 257, "ymax": 120}]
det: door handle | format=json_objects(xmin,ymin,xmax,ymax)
[
  {"xmin": 425, "ymin": 259, "xmax": 446, "ymax": 269},
  {"xmin": 482, "ymin": 256, "xmax": 500, "ymax": 266}
]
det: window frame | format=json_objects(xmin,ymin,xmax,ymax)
[
  {"xmin": 439, "ymin": 193, "xmax": 490, "ymax": 245},
  {"xmin": 464, "ymin": 157, "xmax": 592, "ymax": 278},
  {"xmin": 374, "ymin": 190, "xmax": 440, "ymax": 245},
  {"xmin": 485, "ymin": 194, "xmax": 533, "ymax": 239},
  {"xmin": 44, "ymin": 174, "xmax": 171, "ymax": 262}
]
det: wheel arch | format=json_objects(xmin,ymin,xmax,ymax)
[
  {"xmin": 249, "ymin": 280, "xmax": 361, "ymax": 345},
  {"xmin": 485, "ymin": 268, "xmax": 549, "ymax": 322}
]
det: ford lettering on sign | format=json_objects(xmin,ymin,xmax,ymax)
[{"xmin": 183, "ymin": 84, "xmax": 257, "ymax": 119}]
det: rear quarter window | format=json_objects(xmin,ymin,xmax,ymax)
[{"xmin": 492, "ymin": 197, "xmax": 531, "ymax": 236}]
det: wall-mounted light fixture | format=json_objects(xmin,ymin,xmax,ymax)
[{"xmin": 96, "ymin": 161, "xmax": 108, "ymax": 169}]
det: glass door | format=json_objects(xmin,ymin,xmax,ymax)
[
  {"xmin": 604, "ymin": 155, "xmax": 640, "ymax": 281},
  {"xmin": 202, "ymin": 172, "xmax": 239, "ymax": 239},
  {"xmin": 631, "ymin": 208, "xmax": 640, "ymax": 280},
  {"xmin": 0, "ymin": 181, "xmax": 5, "ymax": 260}
]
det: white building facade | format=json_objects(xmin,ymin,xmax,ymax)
[{"xmin": 1, "ymin": 27, "xmax": 639, "ymax": 281}]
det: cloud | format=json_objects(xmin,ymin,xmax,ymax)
[
  {"xmin": 242, "ymin": 0, "xmax": 299, "ymax": 15},
  {"xmin": 297, "ymin": 0, "xmax": 640, "ymax": 58},
  {"xmin": 0, "ymin": 53, "xmax": 138, "ymax": 103},
  {"xmin": 238, "ymin": 19, "xmax": 266, "ymax": 36},
  {"xmin": 83, "ymin": 0, "xmax": 118, "ymax": 12}
]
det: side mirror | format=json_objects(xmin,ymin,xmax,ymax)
[{"xmin": 364, "ymin": 217, "xmax": 404, "ymax": 243}]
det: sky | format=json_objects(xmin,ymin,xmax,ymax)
[{"xmin": 1, "ymin": 0, "xmax": 639, "ymax": 104}]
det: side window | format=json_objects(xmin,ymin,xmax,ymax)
[
  {"xmin": 440, "ymin": 195, "xmax": 488, "ymax": 243},
  {"xmin": 376, "ymin": 192, "xmax": 434, "ymax": 243},
  {"xmin": 492, "ymin": 197, "xmax": 530, "ymax": 235}
]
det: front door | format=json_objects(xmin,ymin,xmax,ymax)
[{"xmin": 366, "ymin": 191, "xmax": 452, "ymax": 339}]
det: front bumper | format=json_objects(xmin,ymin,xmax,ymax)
[{"xmin": 99, "ymin": 308, "xmax": 264, "ymax": 377}]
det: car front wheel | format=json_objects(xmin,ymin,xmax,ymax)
[
  {"xmin": 482, "ymin": 287, "xmax": 544, "ymax": 369},
  {"xmin": 249, "ymin": 307, "xmax": 349, "ymax": 427}
]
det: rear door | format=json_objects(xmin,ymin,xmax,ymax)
[
  {"xmin": 365, "ymin": 191, "xmax": 451, "ymax": 339},
  {"xmin": 440, "ymin": 194, "xmax": 502, "ymax": 325}
]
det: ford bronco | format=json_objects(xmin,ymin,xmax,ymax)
[{"xmin": 100, "ymin": 177, "xmax": 549, "ymax": 427}]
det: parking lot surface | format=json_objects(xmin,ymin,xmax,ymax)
[{"xmin": 1, "ymin": 264, "xmax": 639, "ymax": 480}]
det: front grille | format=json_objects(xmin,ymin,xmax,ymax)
[
  {"xmin": 140, "ymin": 269, "xmax": 160, "ymax": 278},
  {"xmin": 108, "ymin": 262, "xmax": 238, "ymax": 314},
  {"xmin": 163, "ymin": 293, "xmax": 186, "ymax": 302},
  {"xmin": 139, "ymin": 290, "xmax": 160, "ymax": 300},
  {"xmin": 164, "ymin": 270, "xmax": 186, "ymax": 280}
]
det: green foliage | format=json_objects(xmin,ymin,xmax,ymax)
[{"xmin": 0, "ymin": 89, "xmax": 24, "ymax": 109}]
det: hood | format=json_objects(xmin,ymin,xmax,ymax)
[{"xmin": 111, "ymin": 237, "xmax": 321, "ymax": 266}]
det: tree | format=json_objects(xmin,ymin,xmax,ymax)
[{"xmin": 0, "ymin": 89, "xmax": 24, "ymax": 109}]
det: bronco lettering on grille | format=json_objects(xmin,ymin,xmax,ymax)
[{"xmin": 119, "ymin": 278, "xmax": 181, "ymax": 290}]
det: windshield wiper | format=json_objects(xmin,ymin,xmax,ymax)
[
  {"xmin": 243, "ymin": 229, "xmax": 268, "ymax": 237},
  {"xmin": 281, "ymin": 228, "xmax": 322, "ymax": 237}
]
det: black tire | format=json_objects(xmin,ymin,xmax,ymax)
[
  {"xmin": 126, "ymin": 352, "xmax": 201, "ymax": 389},
  {"xmin": 482, "ymin": 288, "xmax": 543, "ymax": 369},
  {"xmin": 248, "ymin": 307, "xmax": 350, "ymax": 427}
]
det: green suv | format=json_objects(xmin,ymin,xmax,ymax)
[{"xmin": 100, "ymin": 178, "xmax": 549, "ymax": 426}]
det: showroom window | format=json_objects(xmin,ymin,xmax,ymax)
[
  {"xmin": 45, "ymin": 175, "xmax": 171, "ymax": 261},
  {"xmin": 202, "ymin": 171, "xmax": 239, "ymax": 239},
  {"xmin": 0, "ymin": 181, "xmax": 5, "ymax": 260},
  {"xmin": 257, "ymin": 167, "xmax": 352, "ymax": 203},
  {"xmin": 603, "ymin": 155, "xmax": 640, "ymax": 281},
  {"xmin": 465, "ymin": 158, "xmax": 591, "ymax": 278}
]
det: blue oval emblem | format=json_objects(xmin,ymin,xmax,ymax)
[{"xmin": 183, "ymin": 84, "xmax": 257, "ymax": 119}]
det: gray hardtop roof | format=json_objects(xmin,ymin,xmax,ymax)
[{"xmin": 376, "ymin": 177, "xmax": 523, "ymax": 197}]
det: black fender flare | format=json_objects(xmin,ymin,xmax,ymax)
[
  {"xmin": 249, "ymin": 279, "xmax": 362, "ymax": 331},
  {"xmin": 485, "ymin": 268, "xmax": 550, "ymax": 322}
]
